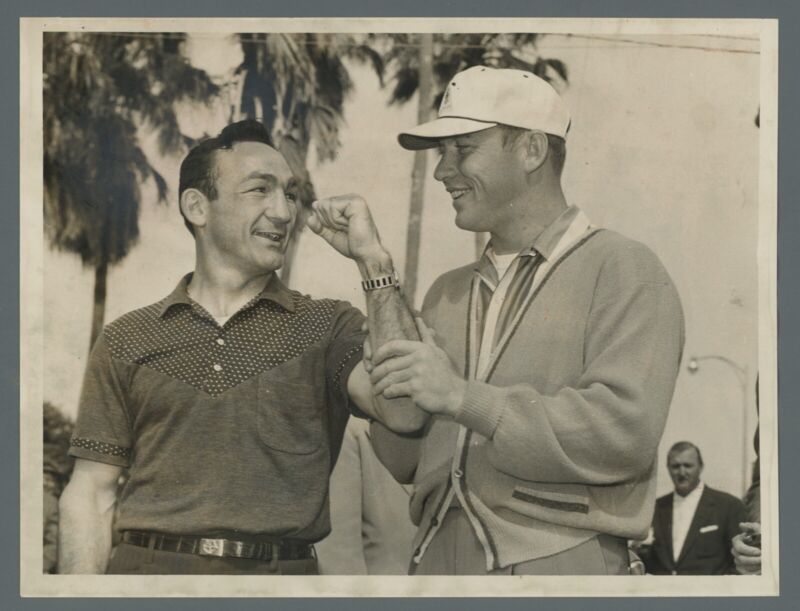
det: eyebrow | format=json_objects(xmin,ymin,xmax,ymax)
[
  {"xmin": 240, "ymin": 172, "xmax": 298, "ymax": 190},
  {"xmin": 438, "ymin": 134, "xmax": 477, "ymax": 148},
  {"xmin": 241, "ymin": 172, "xmax": 279, "ymax": 185},
  {"xmin": 436, "ymin": 139, "xmax": 459, "ymax": 152}
]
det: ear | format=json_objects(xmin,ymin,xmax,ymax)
[
  {"xmin": 522, "ymin": 131, "xmax": 549, "ymax": 173},
  {"xmin": 180, "ymin": 188, "xmax": 208, "ymax": 232}
]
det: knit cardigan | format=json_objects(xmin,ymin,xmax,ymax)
[{"xmin": 372, "ymin": 228, "xmax": 685, "ymax": 570}]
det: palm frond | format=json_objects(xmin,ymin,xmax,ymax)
[
  {"xmin": 544, "ymin": 58, "xmax": 569, "ymax": 84},
  {"xmin": 43, "ymin": 31, "xmax": 218, "ymax": 267},
  {"xmin": 346, "ymin": 43, "xmax": 385, "ymax": 86},
  {"xmin": 389, "ymin": 67, "xmax": 419, "ymax": 105},
  {"xmin": 379, "ymin": 32, "xmax": 569, "ymax": 109},
  {"xmin": 308, "ymin": 103, "xmax": 344, "ymax": 163}
]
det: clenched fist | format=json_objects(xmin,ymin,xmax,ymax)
[{"xmin": 307, "ymin": 194, "xmax": 387, "ymax": 265}]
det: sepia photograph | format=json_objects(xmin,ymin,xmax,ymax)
[{"xmin": 19, "ymin": 17, "xmax": 778, "ymax": 597}]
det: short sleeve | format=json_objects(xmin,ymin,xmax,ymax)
[{"xmin": 68, "ymin": 334, "xmax": 133, "ymax": 467}]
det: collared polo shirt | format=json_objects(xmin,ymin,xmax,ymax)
[{"xmin": 69, "ymin": 273, "xmax": 365, "ymax": 543}]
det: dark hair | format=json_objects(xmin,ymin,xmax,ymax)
[
  {"xmin": 499, "ymin": 125, "xmax": 567, "ymax": 177},
  {"xmin": 178, "ymin": 120, "xmax": 275, "ymax": 234},
  {"xmin": 667, "ymin": 441, "xmax": 704, "ymax": 467}
]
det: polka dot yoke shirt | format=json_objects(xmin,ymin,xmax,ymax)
[{"xmin": 69, "ymin": 273, "xmax": 366, "ymax": 541}]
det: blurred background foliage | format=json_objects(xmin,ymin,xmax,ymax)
[
  {"xmin": 43, "ymin": 402, "xmax": 74, "ymax": 573},
  {"xmin": 44, "ymin": 32, "xmax": 219, "ymax": 349}
]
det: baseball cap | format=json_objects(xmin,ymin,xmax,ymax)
[{"xmin": 398, "ymin": 66, "xmax": 570, "ymax": 150}]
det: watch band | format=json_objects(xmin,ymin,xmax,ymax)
[{"xmin": 361, "ymin": 270, "xmax": 400, "ymax": 292}]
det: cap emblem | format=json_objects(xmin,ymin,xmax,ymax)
[{"xmin": 440, "ymin": 86, "xmax": 453, "ymax": 112}]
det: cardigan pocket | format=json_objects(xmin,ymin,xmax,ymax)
[{"xmin": 511, "ymin": 485, "xmax": 590, "ymax": 514}]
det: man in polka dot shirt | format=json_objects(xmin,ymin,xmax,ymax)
[{"xmin": 58, "ymin": 120, "xmax": 427, "ymax": 575}]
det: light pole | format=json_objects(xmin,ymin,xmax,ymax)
[{"xmin": 686, "ymin": 354, "xmax": 751, "ymax": 496}]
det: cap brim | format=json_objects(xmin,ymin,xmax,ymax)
[{"xmin": 398, "ymin": 117, "xmax": 498, "ymax": 150}]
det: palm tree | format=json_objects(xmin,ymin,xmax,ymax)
[
  {"xmin": 43, "ymin": 32, "xmax": 219, "ymax": 349},
  {"xmin": 234, "ymin": 33, "xmax": 384, "ymax": 285},
  {"xmin": 403, "ymin": 34, "xmax": 434, "ymax": 305},
  {"xmin": 380, "ymin": 33, "xmax": 568, "ymax": 305},
  {"xmin": 383, "ymin": 33, "xmax": 567, "ymax": 108}
]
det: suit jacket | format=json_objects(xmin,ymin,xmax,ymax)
[{"xmin": 645, "ymin": 485, "xmax": 745, "ymax": 575}]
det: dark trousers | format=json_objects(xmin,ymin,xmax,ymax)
[{"xmin": 106, "ymin": 542, "xmax": 319, "ymax": 575}]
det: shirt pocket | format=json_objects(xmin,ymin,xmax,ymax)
[{"xmin": 256, "ymin": 378, "xmax": 324, "ymax": 455}]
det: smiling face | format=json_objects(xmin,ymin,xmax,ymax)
[
  {"xmin": 432, "ymin": 126, "xmax": 531, "ymax": 236},
  {"xmin": 668, "ymin": 447, "xmax": 704, "ymax": 497},
  {"xmin": 201, "ymin": 141, "xmax": 298, "ymax": 275}
]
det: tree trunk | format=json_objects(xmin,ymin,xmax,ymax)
[
  {"xmin": 276, "ymin": 135, "xmax": 314, "ymax": 288},
  {"xmin": 280, "ymin": 227, "xmax": 302, "ymax": 287},
  {"xmin": 89, "ymin": 259, "xmax": 108, "ymax": 352},
  {"xmin": 403, "ymin": 33, "xmax": 434, "ymax": 308}
]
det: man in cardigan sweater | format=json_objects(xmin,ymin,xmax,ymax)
[{"xmin": 367, "ymin": 66, "xmax": 685, "ymax": 574}]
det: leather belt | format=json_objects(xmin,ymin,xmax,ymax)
[{"xmin": 121, "ymin": 531, "xmax": 313, "ymax": 562}]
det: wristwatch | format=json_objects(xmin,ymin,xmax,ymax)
[{"xmin": 361, "ymin": 270, "xmax": 400, "ymax": 292}]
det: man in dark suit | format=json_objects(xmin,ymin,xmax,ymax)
[{"xmin": 644, "ymin": 441, "xmax": 745, "ymax": 575}]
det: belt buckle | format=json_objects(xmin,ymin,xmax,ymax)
[{"xmin": 198, "ymin": 538, "xmax": 226, "ymax": 557}]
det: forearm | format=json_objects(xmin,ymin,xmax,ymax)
[
  {"xmin": 57, "ymin": 479, "xmax": 116, "ymax": 574},
  {"xmin": 358, "ymin": 249, "xmax": 429, "ymax": 432},
  {"xmin": 369, "ymin": 419, "xmax": 423, "ymax": 485},
  {"xmin": 358, "ymin": 248, "xmax": 417, "ymax": 349}
]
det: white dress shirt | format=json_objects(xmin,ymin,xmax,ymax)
[{"xmin": 672, "ymin": 482, "xmax": 705, "ymax": 561}]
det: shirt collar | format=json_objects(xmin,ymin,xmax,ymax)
[
  {"xmin": 159, "ymin": 272, "xmax": 296, "ymax": 318},
  {"xmin": 475, "ymin": 205, "xmax": 583, "ymax": 284},
  {"xmin": 673, "ymin": 481, "xmax": 705, "ymax": 504},
  {"xmin": 528, "ymin": 205, "xmax": 582, "ymax": 261}
]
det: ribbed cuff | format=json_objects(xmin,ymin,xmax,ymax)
[{"xmin": 453, "ymin": 381, "xmax": 506, "ymax": 438}]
